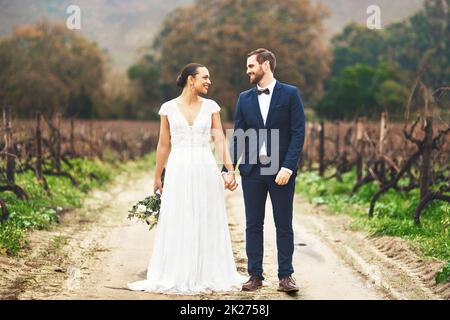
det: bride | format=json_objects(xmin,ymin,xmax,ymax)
[{"xmin": 127, "ymin": 63, "xmax": 245, "ymax": 295}]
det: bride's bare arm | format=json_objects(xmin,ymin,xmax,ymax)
[
  {"xmin": 211, "ymin": 111, "xmax": 233, "ymax": 172},
  {"xmin": 211, "ymin": 111, "xmax": 238, "ymax": 191},
  {"xmin": 154, "ymin": 115, "xmax": 170, "ymax": 193}
]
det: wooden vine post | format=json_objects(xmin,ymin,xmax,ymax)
[
  {"xmin": 318, "ymin": 120, "xmax": 325, "ymax": 177},
  {"xmin": 419, "ymin": 116, "xmax": 433, "ymax": 201},
  {"xmin": 356, "ymin": 118, "xmax": 364, "ymax": 183},
  {"xmin": 4, "ymin": 106, "xmax": 15, "ymax": 184}
]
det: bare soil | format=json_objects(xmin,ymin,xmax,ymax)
[{"xmin": 1, "ymin": 169, "xmax": 447, "ymax": 300}]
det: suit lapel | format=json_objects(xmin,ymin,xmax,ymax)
[
  {"xmin": 250, "ymin": 87, "xmax": 265, "ymax": 128},
  {"xmin": 265, "ymin": 81, "xmax": 282, "ymax": 127}
]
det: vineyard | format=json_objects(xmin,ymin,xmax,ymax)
[
  {"xmin": 0, "ymin": 107, "xmax": 160, "ymax": 254},
  {"xmin": 1, "ymin": 104, "xmax": 449, "ymax": 288},
  {"xmin": 299, "ymin": 113, "xmax": 450, "ymax": 225},
  {"xmin": 1, "ymin": 106, "xmax": 448, "ymax": 238}
]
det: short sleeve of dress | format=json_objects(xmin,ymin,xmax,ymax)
[
  {"xmin": 158, "ymin": 102, "xmax": 169, "ymax": 116},
  {"xmin": 209, "ymin": 100, "xmax": 221, "ymax": 113}
]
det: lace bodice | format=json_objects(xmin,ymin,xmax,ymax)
[{"xmin": 158, "ymin": 98, "xmax": 221, "ymax": 148}]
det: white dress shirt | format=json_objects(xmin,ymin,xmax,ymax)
[{"xmin": 257, "ymin": 79, "xmax": 293, "ymax": 175}]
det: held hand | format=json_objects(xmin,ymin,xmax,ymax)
[
  {"xmin": 222, "ymin": 172, "xmax": 238, "ymax": 191},
  {"xmin": 275, "ymin": 170, "xmax": 292, "ymax": 186},
  {"xmin": 226, "ymin": 173, "xmax": 238, "ymax": 191},
  {"xmin": 221, "ymin": 172, "xmax": 230, "ymax": 189},
  {"xmin": 153, "ymin": 178, "xmax": 163, "ymax": 195}
]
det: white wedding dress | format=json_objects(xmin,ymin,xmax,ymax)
[{"xmin": 127, "ymin": 98, "xmax": 245, "ymax": 295}]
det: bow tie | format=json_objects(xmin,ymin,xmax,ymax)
[{"xmin": 257, "ymin": 88, "xmax": 270, "ymax": 95}]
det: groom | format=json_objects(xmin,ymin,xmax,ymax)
[{"xmin": 223, "ymin": 48, "xmax": 305, "ymax": 292}]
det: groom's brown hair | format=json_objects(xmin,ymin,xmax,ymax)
[{"xmin": 247, "ymin": 48, "xmax": 276, "ymax": 73}]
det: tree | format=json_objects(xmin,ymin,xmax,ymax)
[
  {"xmin": 318, "ymin": 0, "xmax": 449, "ymax": 120},
  {"xmin": 331, "ymin": 23, "xmax": 386, "ymax": 76},
  {"xmin": 127, "ymin": 53, "xmax": 162, "ymax": 119},
  {"xmin": 317, "ymin": 62, "xmax": 409, "ymax": 119},
  {"xmin": 385, "ymin": 0, "xmax": 449, "ymax": 90},
  {"xmin": 329, "ymin": 0, "xmax": 449, "ymax": 89},
  {"xmin": 130, "ymin": 0, "xmax": 332, "ymax": 119},
  {"xmin": 0, "ymin": 20, "xmax": 106, "ymax": 118},
  {"xmin": 374, "ymin": 80, "xmax": 410, "ymax": 117}
]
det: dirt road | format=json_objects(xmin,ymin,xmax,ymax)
[{"xmin": 1, "ymin": 168, "xmax": 447, "ymax": 300}]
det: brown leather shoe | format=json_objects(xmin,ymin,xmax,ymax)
[
  {"xmin": 278, "ymin": 276, "xmax": 299, "ymax": 292},
  {"xmin": 242, "ymin": 275, "xmax": 263, "ymax": 291}
]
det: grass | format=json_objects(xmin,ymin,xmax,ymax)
[
  {"xmin": 295, "ymin": 169, "xmax": 450, "ymax": 263},
  {"xmin": 0, "ymin": 152, "xmax": 156, "ymax": 256},
  {"xmin": 51, "ymin": 235, "xmax": 70, "ymax": 251},
  {"xmin": 436, "ymin": 261, "xmax": 450, "ymax": 284}
]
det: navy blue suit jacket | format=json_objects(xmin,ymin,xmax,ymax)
[{"xmin": 225, "ymin": 81, "xmax": 306, "ymax": 176}]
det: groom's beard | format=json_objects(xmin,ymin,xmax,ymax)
[{"xmin": 249, "ymin": 69, "xmax": 264, "ymax": 84}]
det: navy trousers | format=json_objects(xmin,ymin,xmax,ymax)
[{"xmin": 241, "ymin": 163, "xmax": 296, "ymax": 280}]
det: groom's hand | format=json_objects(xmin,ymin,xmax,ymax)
[{"xmin": 275, "ymin": 170, "xmax": 291, "ymax": 186}]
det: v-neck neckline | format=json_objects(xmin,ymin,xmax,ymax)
[{"xmin": 174, "ymin": 98, "xmax": 205, "ymax": 127}]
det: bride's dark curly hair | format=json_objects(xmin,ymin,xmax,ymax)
[{"xmin": 176, "ymin": 63, "xmax": 205, "ymax": 88}]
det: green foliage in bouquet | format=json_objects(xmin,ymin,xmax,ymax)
[
  {"xmin": 127, "ymin": 193, "xmax": 161, "ymax": 230},
  {"xmin": 128, "ymin": 169, "xmax": 164, "ymax": 230}
]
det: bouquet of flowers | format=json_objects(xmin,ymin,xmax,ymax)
[{"xmin": 127, "ymin": 192, "xmax": 161, "ymax": 230}]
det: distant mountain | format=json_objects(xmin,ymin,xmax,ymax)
[
  {"xmin": 0, "ymin": 0, "xmax": 425, "ymax": 71},
  {"xmin": 0, "ymin": 0, "xmax": 192, "ymax": 71}
]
